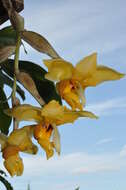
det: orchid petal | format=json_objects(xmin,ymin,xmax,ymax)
[
  {"xmin": 62, "ymin": 109, "xmax": 98, "ymax": 124},
  {"xmin": 42, "ymin": 100, "xmax": 64, "ymax": 122},
  {"xmin": 38, "ymin": 138, "xmax": 54, "ymax": 159},
  {"xmin": 2, "ymin": 145, "xmax": 24, "ymax": 176},
  {"xmin": 54, "ymin": 108, "xmax": 98, "ymax": 126},
  {"xmin": 34, "ymin": 124, "xmax": 54, "ymax": 159},
  {"xmin": 3, "ymin": 153, "xmax": 23, "ymax": 176},
  {"xmin": 73, "ymin": 53, "xmax": 97, "ymax": 81},
  {"xmin": 83, "ymin": 65, "xmax": 125, "ymax": 87},
  {"xmin": 52, "ymin": 124, "xmax": 61, "ymax": 155},
  {"xmin": 8, "ymin": 126, "xmax": 38, "ymax": 154},
  {"xmin": 56, "ymin": 80, "xmax": 84, "ymax": 110},
  {"xmin": 4, "ymin": 104, "xmax": 43, "ymax": 123},
  {"xmin": 63, "ymin": 92, "xmax": 83, "ymax": 110},
  {"xmin": 76, "ymin": 83, "xmax": 86, "ymax": 107},
  {"xmin": 43, "ymin": 59, "xmax": 74, "ymax": 81}
]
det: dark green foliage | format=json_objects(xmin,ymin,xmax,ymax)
[
  {"xmin": 1, "ymin": 59, "xmax": 62, "ymax": 104},
  {"xmin": 0, "ymin": 26, "xmax": 17, "ymax": 47},
  {"xmin": 75, "ymin": 187, "xmax": 80, "ymax": 190},
  {"xmin": 0, "ymin": 87, "xmax": 12, "ymax": 134},
  {"xmin": 0, "ymin": 70, "xmax": 25, "ymax": 100},
  {"xmin": 0, "ymin": 170, "xmax": 13, "ymax": 190}
]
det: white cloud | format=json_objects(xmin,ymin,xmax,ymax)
[
  {"xmin": 1, "ymin": 150, "xmax": 125, "ymax": 179},
  {"xmin": 86, "ymin": 96, "xmax": 126, "ymax": 116},
  {"xmin": 1, "ymin": 146, "xmax": 126, "ymax": 190},
  {"xmin": 96, "ymin": 138, "xmax": 113, "ymax": 145},
  {"xmin": 13, "ymin": 149, "xmax": 126, "ymax": 177},
  {"xmin": 120, "ymin": 145, "xmax": 126, "ymax": 157}
]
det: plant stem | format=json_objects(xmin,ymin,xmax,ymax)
[
  {"xmin": 12, "ymin": 35, "xmax": 21, "ymax": 99},
  {"xmin": 12, "ymin": 34, "xmax": 21, "ymax": 130}
]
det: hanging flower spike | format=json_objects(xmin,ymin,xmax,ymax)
[
  {"xmin": 43, "ymin": 53, "xmax": 125, "ymax": 110},
  {"xmin": 5, "ymin": 100, "xmax": 97, "ymax": 159}
]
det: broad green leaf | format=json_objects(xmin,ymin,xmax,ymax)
[
  {"xmin": 1, "ymin": 59, "xmax": 62, "ymax": 104},
  {"xmin": 0, "ymin": 26, "xmax": 17, "ymax": 47},
  {"xmin": 0, "ymin": 87, "xmax": 12, "ymax": 135},
  {"xmin": 0, "ymin": 70, "xmax": 4, "ymax": 88},
  {"xmin": 21, "ymin": 30, "xmax": 60, "ymax": 58},
  {"xmin": 0, "ymin": 71, "xmax": 25, "ymax": 100}
]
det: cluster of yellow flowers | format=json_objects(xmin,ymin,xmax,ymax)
[{"xmin": 0, "ymin": 53, "xmax": 124, "ymax": 176}]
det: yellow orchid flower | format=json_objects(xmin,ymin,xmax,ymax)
[
  {"xmin": 43, "ymin": 53, "xmax": 125, "ymax": 110},
  {"xmin": 5, "ymin": 100, "xmax": 97, "ymax": 159},
  {"xmin": 0, "ymin": 126, "xmax": 38, "ymax": 176},
  {"xmin": 0, "ymin": 133, "xmax": 23, "ymax": 176},
  {"xmin": 5, "ymin": 100, "xmax": 98, "ymax": 125},
  {"xmin": 3, "ymin": 145, "xmax": 24, "ymax": 177}
]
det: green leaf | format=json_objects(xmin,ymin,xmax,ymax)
[
  {"xmin": 0, "ymin": 71, "xmax": 4, "ymax": 88},
  {"xmin": 0, "ymin": 175, "xmax": 13, "ymax": 190},
  {"xmin": 0, "ymin": 87, "xmax": 12, "ymax": 135},
  {"xmin": 0, "ymin": 26, "xmax": 17, "ymax": 62},
  {"xmin": 75, "ymin": 187, "xmax": 80, "ymax": 190},
  {"xmin": 21, "ymin": 30, "xmax": 60, "ymax": 58},
  {"xmin": 0, "ymin": 71, "xmax": 25, "ymax": 100},
  {"xmin": 27, "ymin": 184, "xmax": 31, "ymax": 190},
  {"xmin": 0, "ymin": 46, "xmax": 15, "ymax": 63},
  {"xmin": 0, "ymin": 26, "xmax": 17, "ymax": 47},
  {"xmin": 0, "ymin": 170, "xmax": 7, "ymax": 177},
  {"xmin": 1, "ymin": 59, "xmax": 62, "ymax": 104},
  {"xmin": 17, "ymin": 71, "xmax": 45, "ymax": 105}
]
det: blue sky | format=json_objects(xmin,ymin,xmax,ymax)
[{"xmin": 0, "ymin": 0, "xmax": 126, "ymax": 190}]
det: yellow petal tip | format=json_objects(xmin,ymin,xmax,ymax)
[
  {"xmin": 120, "ymin": 73, "xmax": 125, "ymax": 79},
  {"xmin": 94, "ymin": 115, "xmax": 99, "ymax": 119},
  {"xmin": 92, "ymin": 52, "xmax": 97, "ymax": 57}
]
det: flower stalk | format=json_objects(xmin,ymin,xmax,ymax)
[{"xmin": 12, "ymin": 34, "xmax": 21, "ymax": 130}]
